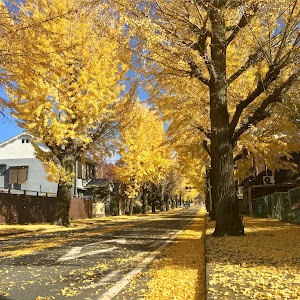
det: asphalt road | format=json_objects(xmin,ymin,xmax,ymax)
[{"xmin": 0, "ymin": 206, "xmax": 201, "ymax": 300}]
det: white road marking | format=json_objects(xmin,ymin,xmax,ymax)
[
  {"xmin": 99, "ymin": 218, "xmax": 194, "ymax": 300},
  {"xmin": 148, "ymin": 240, "xmax": 163, "ymax": 248},
  {"xmin": 57, "ymin": 247, "xmax": 116, "ymax": 262},
  {"xmin": 83, "ymin": 270, "xmax": 121, "ymax": 288},
  {"xmin": 0, "ymin": 255, "xmax": 11, "ymax": 261},
  {"xmin": 56, "ymin": 246, "xmax": 82, "ymax": 262},
  {"xmin": 87, "ymin": 238, "xmax": 127, "ymax": 246}
]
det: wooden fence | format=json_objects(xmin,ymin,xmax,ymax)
[{"xmin": 0, "ymin": 192, "xmax": 92, "ymax": 224}]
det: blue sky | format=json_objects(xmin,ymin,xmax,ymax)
[
  {"xmin": 0, "ymin": 115, "xmax": 23, "ymax": 144},
  {"xmin": 0, "ymin": 88, "xmax": 151, "ymax": 144},
  {"xmin": 0, "ymin": 91, "xmax": 23, "ymax": 143}
]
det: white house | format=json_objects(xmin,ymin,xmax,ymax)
[{"xmin": 0, "ymin": 132, "xmax": 95, "ymax": 196}]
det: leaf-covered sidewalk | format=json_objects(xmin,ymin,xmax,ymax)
[{"xmin": 206, "ymin": 216, "xmax": 300, "ymax": 299}]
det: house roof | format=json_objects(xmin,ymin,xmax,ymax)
[
  {"xmin": 84, "ymin": 178, "xmax": 114, "ymax": 189},
  {"xmin": 0, "ymin": 133, "xmax": 96, "ymax": 166},
  {"xmin": 0, "ymin": 132, "xmax": 34, "ymax": 147}
]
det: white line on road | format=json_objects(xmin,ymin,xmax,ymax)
[
  {"xmin": 87, "ymin": 238, "xmax": 127, "ymax": 246},
  {"xmin": 83, "ymin": 270, "xmax": 122, "ymax": 288},
  {"xmin": 57, "ymin": 247, "xmax": 116, "ymax": 262},
  {"xmin": 99, "ymin": 218, "xmax": 194, "ymax": 300},
  {"xmin": 0, "ymin": 255, "xmax": 11, "ymax": 261},
  {"xmin": 80, "ymin": 252, "xmax": 147, "ymax": 290},
  {"xmin": 56, "ymin": 246, "xmax": 82, "ymax": 262},
  {"xmin": 148, "ymin": 240, "xmax": 163, "ymax": 248}
]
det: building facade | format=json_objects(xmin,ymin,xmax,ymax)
[{"xmin": 0, "ymin": 132, "xmax": 95, "ymax": 196}]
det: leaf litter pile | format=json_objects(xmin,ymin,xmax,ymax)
[{"xmin": 206, "ymin": 216, "xmax": 300, "ymax": 299}]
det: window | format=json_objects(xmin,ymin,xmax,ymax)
[
  {"xmin": 9, "ymin": 166, "xmax": 28, "ymax": 184},
  {"xmin": 22, "ymin": 139, "xmax": 29, "ymax": 143},
  {"xmin": 0, "ymin": 164, "xmax": 6, "ymax": 175}
]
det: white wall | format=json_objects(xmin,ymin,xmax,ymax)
[
  {"xmin": 0, "ymin": 133, "xmax": 93, "ymax": 196},
  {"xmin": 0, "ymin": 133, "xmax": 57, "ymax": 194},
  {"xmin": 0, "ymin": 158, "xmax": 58, "ymax": 194}
]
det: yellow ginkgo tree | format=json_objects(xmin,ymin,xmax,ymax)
[
  {"xmin": 115, "ymin": 101, "xmax": 171, "ymax": 215},
  {"xmin": 2, "ymin": 0, "xmax": 129, "ymax": 225},
  {"xmin": 112, "ymin": 0, "xmax": 300, "ymax": 236}
]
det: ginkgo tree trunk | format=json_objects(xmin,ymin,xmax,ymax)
[
  {"xmin": 1, "ymin": 0, "xmax": 129, "ymax": 226},
  {"xmin": 112, "ymin": 0, "xmax": 300, "ymax": 235},
  {"xmin": 208, "ymin": 4, "xmax": 244, "ymax": 235}
]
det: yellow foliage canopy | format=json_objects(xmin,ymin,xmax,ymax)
[
  {"xmin": 1, "ymin": 0, "xmax": 129, "ymax": 183},
  {"xmin": 115, "ymin": 101, "xmax": 171, "ymax": 199},
  {"xmin": 115, "ymin": 0, "xmax": 300, "ymax": 181}
]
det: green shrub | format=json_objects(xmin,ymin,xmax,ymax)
[{"xmin": 133, "ymin": 205, "xmax": 142, "ymax": 214}]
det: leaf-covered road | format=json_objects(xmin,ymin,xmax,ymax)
[{"xmin": 0, "ymin": 206, "xmax": 201, "ymax": 300}]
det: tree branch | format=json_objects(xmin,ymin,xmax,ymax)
[
  {"xmin": 232, "ymin": 72, "xmax": 299, "ymax": 144},
  {"xmin": 233, "ymin": 148, "xmax": 248, "ymax": 163},
  {"xmin": 226, "ymin": 50, "xmax": 264, "ymax": 87},
  {"xmin": 187, "ymin": 60, "xmax": 210, "ymax": 86},
  {"xmin": 226, "ymin": 5, "xmax": 259, "ymax": 46},
  {"xmin": 229, "ymin": 64, "xmax": 283, "ymax": 136},
  {"xmin": 216, "ymin": 0, "xmax": 229, "ymax": 8},
  {"xmin": 191, "ymin": 121, "xmax": 211, "ymax": 139},
  {"xmin": 203, "ymin": 139, "xmax": 211, "ymax": 157},
  {"xmin": 273, "ymin": 0, "xmax": 298, "ymax": 65}
]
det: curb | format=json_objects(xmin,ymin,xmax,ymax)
[{"xmin": 204, "ymin": 213, "xmax": 208, "ymax": 300}]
